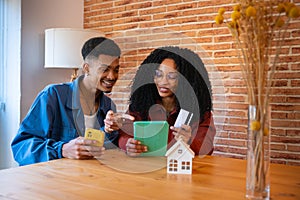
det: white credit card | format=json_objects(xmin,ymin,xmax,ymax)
[{"xmin": 174, "ymin": 109, "xmax": 193, "ymax": 128}]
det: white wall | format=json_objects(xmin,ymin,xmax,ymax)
[
  {"xmin": 0, "ymin": 0, "xmax": 21, "ymax": 170},
  {"xmin": 21, "ymin": 0, "xmax": 84, "ymax": 119},
  {"xmin": 0, "ymin": 0, "xmax": 84, "ymax": 170}
]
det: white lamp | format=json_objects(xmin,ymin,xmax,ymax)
[{"xmin": 44, "ymin": 28, "xmax": 100, "ymax": 81}]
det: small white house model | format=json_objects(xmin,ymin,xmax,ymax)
[{"xmin": 165, "ymin": 137, "xmax": 195, "ymax": 174}]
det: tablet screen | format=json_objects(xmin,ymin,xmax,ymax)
[{"xmin": 133, "ymin": 121, "xmax": 169, "ymax": 156}]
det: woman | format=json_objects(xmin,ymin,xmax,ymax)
[{"xmin": 118, "ymin": 46, "xmax": 216, "ymax": 156}]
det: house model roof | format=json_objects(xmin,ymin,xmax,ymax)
[{"xmin": 165, "ymin": 137, "xmax": 195, "ymax": 157}]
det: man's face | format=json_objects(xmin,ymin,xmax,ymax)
[{"xmin": 87, "ymin": 54, "xmax": 120, "ymax": 93}]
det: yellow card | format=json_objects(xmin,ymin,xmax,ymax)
[{"xmin": 84, "ymin": 128, "xmax": 105, "ymax": 147}]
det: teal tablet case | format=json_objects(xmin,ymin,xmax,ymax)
[{"xmin": 133, "ymin": 121, "xmax": 169, "ymax": 156}]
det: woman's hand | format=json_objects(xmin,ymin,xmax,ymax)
[
  {"xmin": 62, "ymin": 136, "xmax": 105, "ymax": 159},
  {"xmin": 125, "ymin": 138, "xmax": 147, "ymax": 157},
  {"xmin": 104, "ymin": 110, "xmax": 135, "ymax": 133},
  {"xmin": 170, "ymin": 124, "xmax": 192, "ymax": 144}
]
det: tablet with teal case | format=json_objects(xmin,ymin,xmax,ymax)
[{"xmin": 133, "ymin": 121, "xmax": 169, "ymax": 156}]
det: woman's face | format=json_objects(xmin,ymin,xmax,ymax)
[{"xmin": 154, "ymin": 58, "xmax": 178, "ymax": 98}]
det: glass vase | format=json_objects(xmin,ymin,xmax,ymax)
[{"xmin": 246, "ymin": 105, "xmax": 271, "ymax": 199}]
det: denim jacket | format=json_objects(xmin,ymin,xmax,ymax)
[{"xmin": 11, "ymin": 75, "xmax": 118, "ymax": 166}]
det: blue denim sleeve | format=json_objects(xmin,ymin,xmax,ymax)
[
  {"xmin": 100, "ymin": 98, "xmax": 119, "ymax": 149},
  {"xmin": 11, "ymin": 87, "xmax": 66, "ymax": 166},
  {"xmin": 100, "ymin": 126, "xmax": 119, "ymax": 149}
]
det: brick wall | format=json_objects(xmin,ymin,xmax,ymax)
[{"xmin": 84, "ymin": 0, "xmax": 300, "ymax": 165}]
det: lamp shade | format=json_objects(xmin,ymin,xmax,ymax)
[{"xmin": 44, "ymin": 28, "xmax": 100, "ymax": 69}]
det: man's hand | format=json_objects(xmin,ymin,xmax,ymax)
[
  {"xmin": 62, "ymin": 136, "xmax": 105, "ymax": 159},
  {"xmin": 104, "ymin": 110, "xmax": 134, "ymax": 133}
]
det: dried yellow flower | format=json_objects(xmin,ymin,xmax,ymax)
[
  {"xmin": 263, "ymin": 128, "xmax": 269, "ymax": 136},
  {"xmin": 284, "ymin": 2, "xmax": 296, "ymax": 16},
  {"xmin": 215, "ymin": 15, "xmax": 224, "ymax": 24},
  {"xmin": 275, "ymin": 18, "xmax": 285, "ymax": 28},
  {"xmin": 218, "ymin": 8, "xmax": 226, "ymax": 15},
  {"xmin": 228, "ymin": 21, "xmax": 240, "ymax": 36},
  {"xmin": 231, "ymin": 10, "xmax": 241, "ymax": 21},
  {"xmin": 250, "ymin": 121, "xmax": 261, "ymax": 131},
  {"xmin": 288, "ymin": 6, "xmax": 300, "ymax": 18},
  {"xmin": 228, "ymin": 21, "xmax": 238, "ymax": 29},
  {"xmin": 277, "ymin": 3, "xmax": 286, "ymax": 13},
  {"xmin": 246, "ymin": 6, "xmax": 256, "ymax": 17},
  {"xmin": 233, "ymin": 5, "xmax": 241, "ymax": 12}
]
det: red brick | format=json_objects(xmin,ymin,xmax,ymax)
[
  {"xmin": 274, "ymin": 72, "xmax": 300, "ymax": 79},
  {"xmin": 278, "ymin": 55, "xmax": 300, "ymax": 64},
  {"xmin": 227, "ymin": 95, "xmax": 246, "ymax": 102},
  {"xmin": 167, "ymin": 2, "xmax": 197, "ymax": 12},
  {"xmin": 271, "ymin": 152, "xmax": 300, "ymax": 160},
  {"xmin": 124, "ymin": 1, "xmax": 152, "ymax": 10},
  {"xmin": 286, "ymin": 130, "xmax": 300, "ymax": 136},
  {"xmin": 291, "ymin": 63, "xmax": 300, "ymax": 70},
  {"xmin": 291, "ymin": 80, "xmax": 300, "ymax": 87},
  {"xmin": 271, "ymin": 136, "xmax": 300, "ymax": 144},
  {"xmin": 271, "ymin": 112, "xmax": 288, "ymax": 119},
  {"xmin": 139, "ymin": 7, "xmax": 166, "ymax": 15},
  {"xmin": 287, "ymin": 144, "xmax": 300, "ymax": 152},
  {"xmin": 181, "ymin": 23, "xmax": 213, "ymax": 30},
  {"xmin": 153, "ymin": 0, "xmax": 182, "ymax": 7},
  {"xmin": 269, "ymin": 96, "xmax": 286, "ymax": 103},
  {"xmin": 223, "ymin": 125, "xmax": 247, "ymax": 133},
  {"xmin": 273, "ymin": 80, "xmax": 288, "ymax": 87},
  {"xmin": 154, "ymin": 12, "xmax": 180, "ymax": 20},
  {"xmin": 287, "ymin": 112, "xmax": 300, "ymax": 119},
  {"xmin": 139, "ymin": 20, "xmax": 166, "ymax": 28},
  {"xmin": 229, "ymin": 132, "xmax": 247, "ymax": 140},
  {"xmin": 230, "ymin": 88, "xmax": 248, "ymax": 95},
  {"xmin": 270, "ymin": 128, "xmax": 286, "ymax": 136},
  {"xmin": 194, "ymin": 37, "xmax": 213, "ymax": 43},
  {"xmin": 272, "ymin": 119, "xmax": 300, "ymax": 128},
  {"xmin": 214, "ymin": 130, "xmax": 229, "ymax": 138},
  {"xmin": 84, "ymin": 0, "xmax": 96, "ymax": 6},
  {"xmin": 272, "ymin": 105, "xmax": 300, "ymax": 111},
  {"xmin": 226, "ymin": 110, "xmax": 247, "ymax": 117},
  {"xmin": 201, "ymin": 43, "xmax": 231, "ymax": 51},
  {"xmin": 213, "ymin": 152, "xmax": 245, "ymax": 160},
  {"xmin": 291, "ymin": 29, "xmax": 300, "ymax": 37},
  {"xmin": 84, "ymin": 0, "xmax": 300, "ymax": 166},
  {"xmin": 271, "ymin": 143, "xmax": 286, "ymax": 151},
  {"xmin": 229, "ymin": 118, "xmax": 247, "ymax": 125},
  {"xmin": 271, "ymin": 159, "xmax": 286, "ymax": 165},
  {"xmin": 286, "ymin": 161, "xmax": 300, "ymax": 166},
  {"xmin": 215, "ymin": 138, "xmax": 246, "ymax": 147}
]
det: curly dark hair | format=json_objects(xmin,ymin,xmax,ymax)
[{"xmin": 129, "ymin": 46, "xmax": 212, "ymax": 122}]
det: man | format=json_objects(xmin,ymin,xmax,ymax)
[{"xmin": 11, "ymin": 37, "xmax": 131, "ymax": 166}]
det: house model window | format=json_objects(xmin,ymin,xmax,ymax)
[
  {"xmin": 165, "ymin": 137, "xmax": 195, "ymax": 174},
  {"xmin": 168, "ymin": 159, "xmax": 178, "ymax": 172}
]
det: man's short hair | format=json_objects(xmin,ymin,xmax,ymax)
[{"xmin": 81, "ymin": 37, "xmax": 121, "ymax": 60}]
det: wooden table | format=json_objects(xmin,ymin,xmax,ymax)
[{"xmin": 0, "ymin": 149, "xmax": 299, "ymax": 200}]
